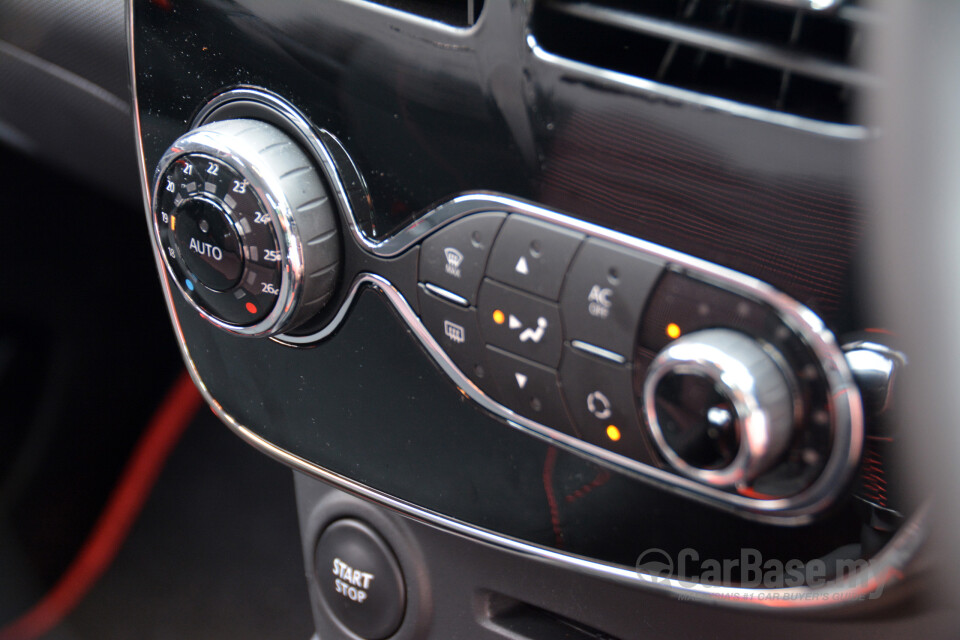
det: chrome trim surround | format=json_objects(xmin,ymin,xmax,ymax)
[
  {"xmin": 423, "ymin": 282, "xmax": 469, "ymax": 306},
  {"xmin": 758, "ymin": 0, "xmax": 843, "ymax": 9},
  {"xmin": 571, "ymin": 340, "xmax": 626, "ymax": 364},
  {"xmin": 127, "ymin": 6, "xmax": 916, "ymax": 608},
  {"xmin": 339, "ymin": 0, "xmax": 483, "ymax": 33}
]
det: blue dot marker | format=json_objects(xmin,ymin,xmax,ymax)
[{"xmin": 185, "ymin": 279, "xmax": 195, "ymax": 292}]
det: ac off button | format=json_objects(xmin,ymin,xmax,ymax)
[{"xmin": 314, "ymin": 519, "xmax": 406, "ymax": 639}]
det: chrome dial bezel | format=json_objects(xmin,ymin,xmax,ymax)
[
  {"xmin": 643, "ymin": 329, "xmax": 796, "ymax": 489},
  {"xmin": 152, "ymin": 125, "xmax": 306, "ymax": 337}
]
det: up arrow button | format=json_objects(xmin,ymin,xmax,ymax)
[{"xmin": 486, "ymin": 215, "xmax": 583, "ymax": 301}]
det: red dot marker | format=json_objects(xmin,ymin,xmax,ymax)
[{"xmin": 245, "ymin": 302, "xmax": 258, "ymax": 314}]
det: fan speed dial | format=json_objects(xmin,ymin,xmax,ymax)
[
  {"xmin": 643, "ymin": 329, "xmax": 796, "ymax": 488},
  {"xmin": 152, "ymin": 119, "xmax": 340, "ymax": 337}
]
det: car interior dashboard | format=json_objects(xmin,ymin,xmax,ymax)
[{"xmin": 1, "ymin": 0, "xmax": 959, "ymax": 638}]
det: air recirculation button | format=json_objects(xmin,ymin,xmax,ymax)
[{"xmin": 152, "ymin": 118, "xmax": 341, "ymax": 337}]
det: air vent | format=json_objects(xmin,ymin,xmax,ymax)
[
  {"xmin": 531, "ymin": 0, "xmax": 875, "ymax": 124},
  {"xmin": 365, "ymin": 0, "xmax": 484, "ymax": 27}
]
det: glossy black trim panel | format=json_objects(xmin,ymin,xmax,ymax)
[{"xmin": 128, "ymin": 0, "xmax": 922, "ymax": 610}]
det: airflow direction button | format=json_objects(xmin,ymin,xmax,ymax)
[
  {"xmin": 484, "ymin": 345, "xmax": 576, "ymax": 435},
  {"xmin": 477, "ymin": 279, "xmax": 563, "ymax": 367}
]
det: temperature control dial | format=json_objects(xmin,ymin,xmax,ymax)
[
  {"xmin": 643, "ymin": 329, "xmax": 796, "ymax": 489},
  {"xmin": 152, "ymin": 119, "xmax": 340, "ymax": 336}
]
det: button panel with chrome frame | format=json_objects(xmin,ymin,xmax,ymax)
[{"xmin": 410, "ymin": 207, "xmax": 861, "ymax": 519}]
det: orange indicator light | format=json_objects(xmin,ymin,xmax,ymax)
[
  {"xmin": 493, "ymin": 309, "xmax": 506, "ymax": 325},
  {"xmin": 245, "ymin": 302, "xmax": 258, "ymax": 314},
  {"xmin": 170, "ymin": 216, "xmax": 176, "ymax": 231},
  {"xmin": 666, "ymin": 322, "xmax": 682, "ymax": 339},
  {"xmin": 606, "ymin": 425, "xmax": 621, "ymax": 442}
]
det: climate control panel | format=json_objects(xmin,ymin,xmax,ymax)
[
  {"xmin": 149, "ymin": 94, "xmax": 861, "ymax": 521},
  {"xmin": 411, "ymin": 209, "xmax": 860, "ymax": 511}
]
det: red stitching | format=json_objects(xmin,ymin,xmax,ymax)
[
  {"xmin": 565, "ymin": 469, "xmax": 612, "ymax": 504},
  {"xmin": 542, "ymin": 447, "xmax": 564, "ymax": 548}
]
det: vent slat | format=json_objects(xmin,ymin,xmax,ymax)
[
  {"xmin": 747, "ymin": 0, "xmax": 842, "ymax": 11},
  {"xmin": 550, "ymin": 2, "xmax": 873, "ymax": 88},
  {"xmin": 531, "ymin": 0, "xmax": 874, "ymax": 125},
  {"xmin": 836, "ymin": 5, "xmax": 879, "ymax": 28},
  {"xmin": 359, "ymin": 0, "xmax": 483, "ymax": 27}
]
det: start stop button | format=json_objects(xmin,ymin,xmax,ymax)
[{"xmin": 314, "ymin": 519, "xmax": 406, "ymax": 639}]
